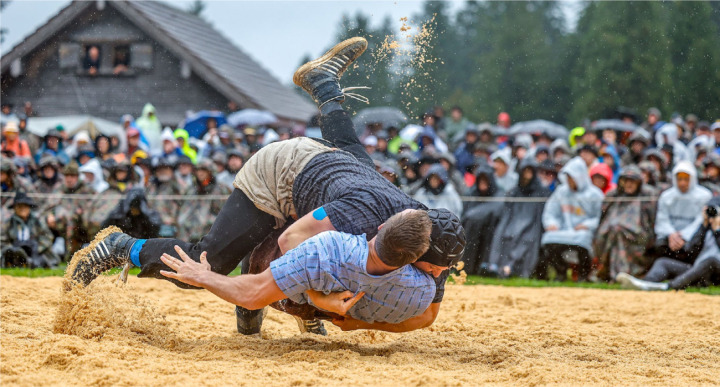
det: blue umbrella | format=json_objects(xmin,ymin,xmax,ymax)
[
  {"xmin": 227, "ymin": 109, "xmax": 278, "ymax": 128},
  {"xmin": 183, "ymin": 110, "xmax": 227, "ymax": 138}
]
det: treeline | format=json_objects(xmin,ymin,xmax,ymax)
[{"xmin": 304, "ymin": 1, "xmax": 720, "ymax": 127}]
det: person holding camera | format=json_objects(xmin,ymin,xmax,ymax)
[
  {"xmin": 653, "ymin": 161, "xmax": 712, "ymax": 262},
  {"xmin": 617, "ymin": 196, "xmax": 720, "ymax": 291}
]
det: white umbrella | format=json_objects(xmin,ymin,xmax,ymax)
[
  {"xmin": 25, "ymin": 115, "xmax": 127, "ymax": 152},
  {"xmin": 227, "ymin": 109, "xmax": 278, "ymax": 127}
]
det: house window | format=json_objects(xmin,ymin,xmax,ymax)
[
  {"xmin": 82, "ymin": 45, "xmax": 102, "ymax": 75},
  {"xmin": 59, "ymin": 41, "xmax": 152, "ymax": 76},
  {"xmin": 112, "ymin": 45, "xmax": 130, "ymax": 75}
]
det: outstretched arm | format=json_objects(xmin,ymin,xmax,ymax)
[
  {"xmin": 160, "ymin": 245, "xmax": 286, "ymax": 310},
  {"xmin": 331, "ymin": 303, "xmax": 441, "ymax": 333}
]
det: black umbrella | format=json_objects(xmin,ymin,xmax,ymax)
[
  {"xmin": 591, "ymin": 119, "xmax": 641, "ymax": 133},
  {"xmin": 508, "ymin": 120, "xmax": 568, "ymax": 139},
  {"xmin": 352, "ymin": 107, "xmax": 408, "ymax": 134}
]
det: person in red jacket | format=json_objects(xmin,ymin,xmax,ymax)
[{"xmin": 590, "ymin": 163, "xmax": 616, "ymax": 195}]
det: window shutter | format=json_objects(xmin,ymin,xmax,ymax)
[
  {"xmin": 130, "ymin": 43, "xmax": 153, "ymax": 69},
  {"xmin": 58, "ymin": 43, "xmax": 81, "ymax": 68}
]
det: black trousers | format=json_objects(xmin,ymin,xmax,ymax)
[
  {"xmin": 644, "ymin": 257, "xmax": 720, "ymax": 289},
  {"xmin": 534, "ymin": 244, "xmax": 592, "ymax": 281},
  {"xmin": 137, "ymin": 110, "xmax": 367, "ymax": 288}
]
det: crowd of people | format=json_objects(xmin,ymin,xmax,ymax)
[{"xmin": 2, "ymin": 101, "xmax": 719, "ymax": 290}]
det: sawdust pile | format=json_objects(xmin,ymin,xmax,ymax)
[{"xmin": 2, "ymin": 276, "xmax": 719, "ymax": 385}]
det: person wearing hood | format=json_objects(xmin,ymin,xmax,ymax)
[
  {"xmin": 594, "ymin": 165, "xmax": 657, "ymax": 281},
  {"xmin": 589, "ymin": 163, "xmax": 616, "ymax": 195},
  {"xmin": 654, "ymin": 161, "xmax": 712, "ymax": 262},
  {"xmin": 453, "ymin": 126, "xmax": 479, "ymax": 174},
  {"xmin": 617, "ymin": 196, "xmax": 720, "ymax": 291},
  {"xmin": 490, "ymin": 148, "xmax": 518, "ymax": 195},
  {"xmin": 487, "ymin": 158, "xmax": 551, "ymax": 278},
  {"xmin": 643, "ymin": 148, "xmax": 671, "ymax": 185},
  {"xmin": 1, "ymin": 191, "xmax": 60, "ymax": 268},
  {"xmin": 621, "ymin": 130, "xmax": 651, "ymax": 166},
  {"xmin": 415, "ymin": 126, "xmax": 448, "ymax": 155},
  {"xmin": 437, "ymin": 152, "xmax": 465, "ymax": 193},
  {"xmin": 78, "ymin": 158, "xmax": 109, "ymax": 194},
  {"xmin": 641, "ymin": 107, "xmax": 664, "ymax": 133},
  {"xmin": 1, "ymin": 122, "xmax": 31, "ymax": 158},
  {"xmin": 176, "ymin": 160, "xmax": 232, "ymax": 243},
  {"xmin": 102, "ymin": 188, "xmax": 162, "ymax": 239},
  {"xmin": 33, "ymin": 155, "xmax": 62, "ymax": 194},
  {"xmin": 64, "ymin": 131, "xmax": 92, "ymax": 160},
  {"xmin": 598, "ymin": 144, "xmax": 621, "ymax": 183},
  {"xmin": 174, "ymin": 128, "xmax": 198, "ymax": 164},
  {"xmin": 146, "ymin": 158, "xmax": 183, "ymax": 237},
  {"xmin": 387, "ymin": 126, "xmax": 418, "ymax": 155},
  {"xmin": 461, "ymin": 164, "xmax": 504, "ymax": 275},
  {"xmin": 134, "ymin": 103, "xmax": 162, "ymax": 151},
  {"xmin": 412, "ymin": 164, "xmax": 463, "ymax": 217},
  {"xmin": 550, "ymin": 138, "xmax": 571, "ymax": 162},
  {"xmin": 535, "ymin": 157, "xmax": 604, "ymax": 282},
  {"xmin": 655, "ymin": 123, "xmax": 690, "ymax": 167},
  {"xmin": 151, "ymin": 127, "xmax": 184, "ymax": 165}
]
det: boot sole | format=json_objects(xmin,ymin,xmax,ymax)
[
  {"xmin": 63, "ymin": 225, "xmax": 124, "ymax": 290},
  {"xmin": 293, "ymin": 37, "xmax": 368, "ymax": 88}
]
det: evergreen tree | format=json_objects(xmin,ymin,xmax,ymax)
[
  {"xmin": 568, "ymin": 1, "xmax": 673, "ymax": 124},
  {"xmin": 665, "ymin": 1, "xmax": 720, "ymax": 120},
  {"xmin": 467, "ymin": 1, "xmax": 568, "ymax": 123}
]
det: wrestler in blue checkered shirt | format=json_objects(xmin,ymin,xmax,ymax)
[{"xmin": 270, "ymin": 231, "xmax": 436, "ymax": 324}]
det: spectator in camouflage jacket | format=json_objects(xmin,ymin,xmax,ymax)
[
  {"xmin": 1, "ymin": 191, "xmax": 59, "ymax": 268},
  {"xmin": 1, "ymin": 156, "xmax": 35, "ymax": 222},
  {"xmin": 33, "ymin": 155, "xmax": 63, "ymax": 195},
  {"xmin": 594, "ymin": 165, "xmax": 658, "ymax": 281},
  {"xmin": 175, "ymin": 159, "xmax": 231, "ymax": 243},
  {"xmin": 41, "ymin": 162, "xmax": 94, "ymax": 260},
  {"xmin": 146, "ymin": 158, "xmax": 183, "ymax": 237}
]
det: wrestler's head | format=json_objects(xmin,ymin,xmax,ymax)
[
  {"xmin": 375, "ymin": 209, "xmax": 432, "ymax": 267},
  {"xmin": 414, "ymin": 208, "xmax": 466, "ymax": 277}
]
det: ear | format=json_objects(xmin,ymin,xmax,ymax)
[{"xmin": 378, "ymin": 223, "xmax": 385, "ymax": 231}]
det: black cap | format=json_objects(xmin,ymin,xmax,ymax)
[
  {"xmin": 10, "ymin": 191, "xmax": 36, "ymax": 208},
  {"xmin": 418, "ymin": 208, "xmax": 466, "ymax": 267},
  {"xmin": 177, "ymin": 155, "xmax": 193, "ymax": 165}
]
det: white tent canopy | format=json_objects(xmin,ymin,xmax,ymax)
[{"xmin": 25, "ymin": 115, "xmax": 127, "ymax": 152}]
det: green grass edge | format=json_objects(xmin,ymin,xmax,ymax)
[{"xmin": 2, "ymin": 266, "xmax": 718, "ymax": 296}]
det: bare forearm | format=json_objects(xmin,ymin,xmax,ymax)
[
  {"xmin": 339, "ymin": 303, "xmax": 440, "ymax": 333},
  {"xmin": 194, "ymin": 271, "xmax": 263, "ymax": 309}
]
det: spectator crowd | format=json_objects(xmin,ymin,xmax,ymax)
[{"xmin": 1, "ymin": 101, "xmax": 719, "ymax": 290}]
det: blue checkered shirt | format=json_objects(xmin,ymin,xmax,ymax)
[{"xmin": 270, "ymin": 231, "xmax": 436, "ymax": 324}]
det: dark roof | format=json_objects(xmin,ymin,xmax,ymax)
[{"xmin": 0, "ymin": 0, "xmax": 315, "ymax": 123}]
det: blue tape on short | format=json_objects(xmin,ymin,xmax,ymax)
[
  {"xmin": 313, "ymin": 207, "xmax": 327, "ymax": 221},
  {"xmin": 130, "ymin": 239, "xmax": 147, "ymax": 267}
]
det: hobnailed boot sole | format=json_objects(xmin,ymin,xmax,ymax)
[
  {"xmin": 293, "ymin": 37, "xmax": 368, "ymax": 88},
  {"xmin": 63, "ymin": 225, "xmax": 125, "ymax": 290}
]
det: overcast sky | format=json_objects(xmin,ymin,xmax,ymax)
[{"xmin": 1, "ymin": 1, "xmax": 579, "ymax": 85}]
